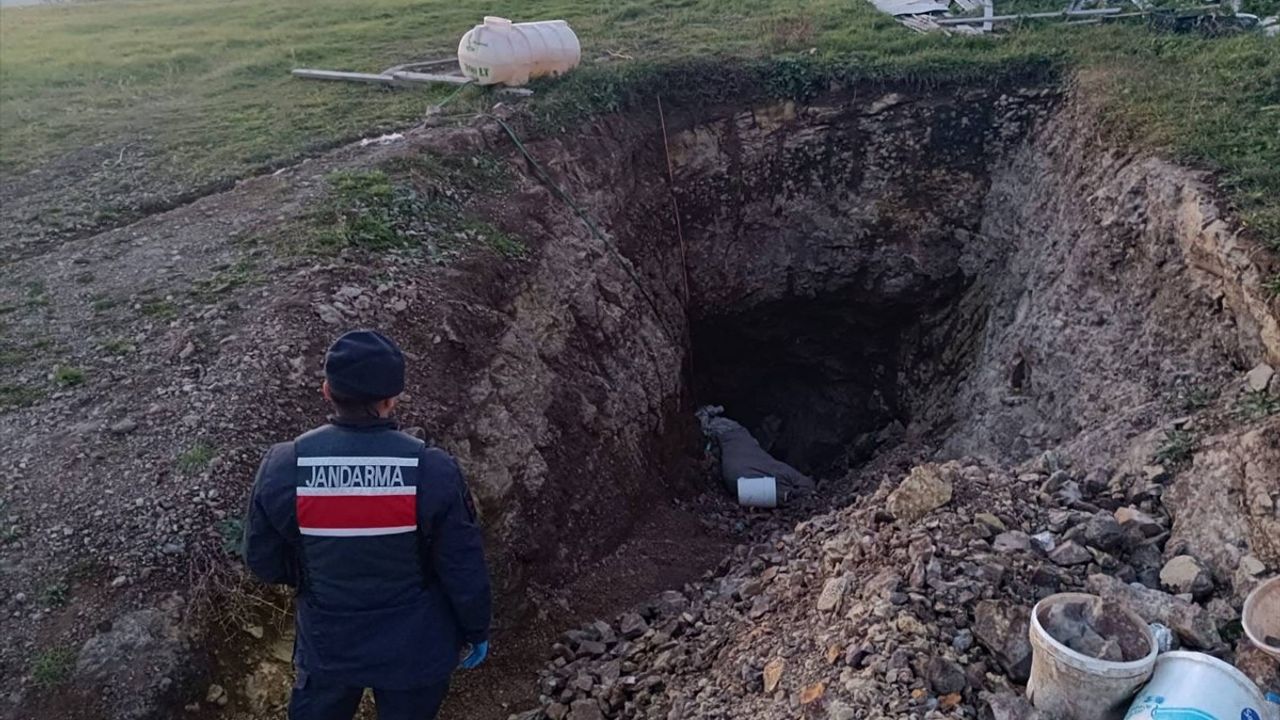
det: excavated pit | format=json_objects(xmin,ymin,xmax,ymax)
[
  {"xmin": 429, "ymin": 82, "xmax": 1262, "ymax": 716},
  {"xmin": 185, "ymin": 81, "xmax": 1274, "ymax": 720}
]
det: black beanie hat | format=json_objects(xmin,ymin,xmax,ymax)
[{"xmin": 324, "ymin": 330, "xmax": 405, "ymax": 401}]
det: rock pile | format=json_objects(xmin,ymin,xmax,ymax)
[{"xmin": 513, "ymin": 454, "xmax": 1277, "ymax": 718}]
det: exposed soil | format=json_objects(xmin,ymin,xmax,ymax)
[{"xmin": 1, "ymin": 71, "xmax": 1278, "ymax": 720}]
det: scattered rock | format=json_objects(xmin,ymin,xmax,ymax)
[
  {"xmin": 799, "ymin": 682, "xmax": 825, "ymax": 704},
  {"xmin": 1245, "ymin": 363, "xmax": 1275, "ymax": 392},
  {"xmin": 618, "ymin": 612, "xmax": 648, "ymax": 640},
  {"xmin": 1086, "ymin": 574, "xmax": 1220, "ymax": 649},
  {"xmin": 886, "ymin": 462, "xmax": 956, "ymax": 522},
  {"xmin": 762, "ymin": 658, "xmax": 784, "ymax": 693},
  {"xmin": 926, "ymin": 656, "xmax": 966, "ymax": 694},
  {"xmin": 992, "ymin": 531, "xmax": 1031, "ymax": 553},
  {"xmin": 1114, "ymin": 507, "xmax": 1164, "ymax": 538},
  {"xmin": 1049, "ymin": 540, "xmax": 1092, "ymax": 566},
  {"xmin": 816, "ymin": 576, "xmax": 848, "ymax": 612},
  {"xmin": 75, "ymin": 601, "xmax": 193, "ymax": 720},
  {"xmin": 1040, "ymin": 598, "xmax": 1147, "ymax": 661},
  {"xmin": 975, "ymin": 513, "xmax": 1007, "ymax": 532},
  {"xmin": 204, "ymin": 684, "xmax": 227, "ymax": 706},
  {"xmin": 972, "ymin": 600, "xmax": 1033, "ymax": 683},
  {"xmin": 109, "ymin": 418, "xmax": 138, "ymax": 435},
  {"xmin": 1066, "ymin": 512, "xmax": 1125, "ymax": 552},
  {"xmin": 568, "ymin": 699, "xmax": 604, "ymax": 720},
  {"xmin": 980, "ymin": 691, "xmax": 1047, "ymax": 720},
  {"xmin": 1160, "ymin": 555, "xmax": 1213, "ymax": 598}
]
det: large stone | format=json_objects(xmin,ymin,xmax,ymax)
[
  {"xmin": 74, "ymin": 599, "xmax": 193, "ymax": 720},
  {"xmin": 1066, "ymin": 511, "xmax": 1126, "ymax": 552},
  {"xmin": 1086, "ymin": 574, "xmax": 1221, "ymax": 649},
  {"xmin": 992, "ymin": 531, "xmax": 1031, "ymax": 553},
  {"xmin": 1160, "ymin": 555, "xmax": 1213, "ymax": 598},
  {"xmin": 926, "ymin": 656, "xmax": 967, "ymax": 694},
  {"xmin": 618, "ymin": 612, "xmax": 648, "ymax": 639},
  {"xmin": 762, "ymin": 657, "xmax": 785, "ymax": 693},
  {"xmin": 886, "ymin": 462, "xmax": 957, "ymax": 522},
  {"xmin": 568, "ymin": 699, "xmax": 604, "ymax": 720},
  {"xmin": 816, "ymin": 576, "xmax": 849, "ymax": 612},
  {"xmin": 972, "ymin": 600, "xmax": 1033, "ymax": 683},
  {"xmin": 1049, "ymin": 540, "xmax": 1092, "ymax": 566},
  {"xmin": 1245, "ymin": 363, "xmax": 1275, "ymax": 392},
  {"xmin": 980, "ymin": 691, "xmax": 1048, "ymax": 720},
  {"xmin": 1114, "ymin": 507, "xmax": 1164, "ymax": 538}
]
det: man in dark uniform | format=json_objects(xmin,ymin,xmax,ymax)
[{"xmin": 243, "ymin": 330, "xmax": 491, "ymax": 720}]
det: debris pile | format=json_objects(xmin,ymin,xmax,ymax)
[{"xmin": 513, "ymin": 452, "xmax": 1278, "ymax": 718}]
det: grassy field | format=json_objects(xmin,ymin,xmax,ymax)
[{"xmin": 0, "ymin": 0, "xmax": 1277, "ymax": 244}]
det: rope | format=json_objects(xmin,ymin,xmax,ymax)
[
  {"xmin": 480, "ymin": 112, "xmax": 684, "ymax": 347},
  {"xmin": 657, "ymin": 96, "xmax": 691, "ymax": 308},
  {"xmin": 430, "ymin": 82, "xmax": 473, "ymax": 112}
]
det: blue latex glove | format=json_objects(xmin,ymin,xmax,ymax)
[{"xmin": 459, "ymin": 641, "xmax": 489, "ymax": 669}]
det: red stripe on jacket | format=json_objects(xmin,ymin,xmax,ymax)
[{"xmin": 297, "ymin": 494, "xmax": 416, "ymax": 530}]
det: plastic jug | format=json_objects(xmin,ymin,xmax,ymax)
[
  {"xmin": 1123, "ymin": 652, "xmax": 1273, "ymax": 720},
  {"xmin": 457, "ymin": 17, "xmax": 581, "ymax": 87}
]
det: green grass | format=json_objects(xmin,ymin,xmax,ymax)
[
  {"xmin": 218, "ymin": 517, "xmax": 245, "ymax": 557},
  {"xmin": 315, "ymin": 169, "xmax": 430, "ymax": 250},
  {"xmin": 0, "ymin": 383, "xmax": 43, "ymax": 409},
  {"xmin": 0, "ymin": 0, "xmax": 1277, "ymax": 247},
  {"xmin": 308, "ymin": 156, "xmax": 523, "ymax": 260},
  {"xmin": 1154, "ymin": 427, "xmax": 1198, "ymax": 466},
  {"xmin": 192, "ymin": 257, "xmax": 261, "ymax": 298},
  {"xmin": 1236, "ymin": 390, "xmax": 1280, "ymax": 420},
  {"xmin": 1178, "ymin": 385, "xmax": 1215, "ymax": 411},
  {"xmin": 30, "ymin": 648, "xmax": 75, "ymax": 688},
  {"xmin": 1264, "ymin": 273, "xmax": 1280, "ymax": 297},
  {"xmin": 0, "ymin": 500, "xmax": 21, "ymax": 544},
  {"xmin": 138, "ymin": 297, "xmax": 178, "ymax": 320},
  {"xmin": 176, "ymin": 442, "xmax": 216, "ymax": 473},
  {"xmin": 39, "ymin": 580, "xmax": 69, "ymax": 609},
  {"xmin": 100, "ymin": 337, "xmax": 137, "ymax": 356},
  {"xmin": 52, "ymin": 366, "xmax": 84, "ymax": 387}
]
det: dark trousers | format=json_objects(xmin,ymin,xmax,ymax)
[{"xmin": 289, "ymin": 673, "xmax": 451, "ymax": 720}]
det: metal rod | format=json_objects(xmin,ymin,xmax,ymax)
[
  {"xmin": 389, "ymin": 71, "xmax": 472, "ymax": 86},
  {"xmin": 934, "ymin": 6, "xmax": 1119, "ymax": 23},
  {"xmin": 291, "ymin": 69, "xmax": 396, "ymax": 85}
]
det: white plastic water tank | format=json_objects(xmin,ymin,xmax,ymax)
[{"xmin": 457, "ymin": 16, "xmax": 581, "ymax": 87}]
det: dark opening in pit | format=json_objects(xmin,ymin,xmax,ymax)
[{"xmin": 691, "ymin": 288, "xmax": 931, "ymax": 477}]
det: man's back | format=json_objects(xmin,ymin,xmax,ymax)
[{"xmin": 243, "ymin": 330, "xmax": 491, "ymax": 719}]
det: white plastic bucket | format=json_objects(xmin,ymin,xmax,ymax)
[
  {"xmin": 1243, "ymin": 576, "xmax": 1280, "ymax": 661},
  {"xmin": 1027, "ymin": 593, "xmax": 1158, "ymax": 719},
  {"xmin": 457, "ymin": 17, "xmax": 581, "ymax": 87},
  {"xmin": 1124, "ymin": 651, "xmax": 1272, "ymax": 720},
  {"xmin": 736, "ymin": 476, "xmax": 778, "ymax": 508}
]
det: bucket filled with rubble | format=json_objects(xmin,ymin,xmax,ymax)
[
  {"xmin": 1243, "ymin": 576, "xmax": 1280, "ymax": 661},
  {"xmin": 1027, "ymin": 593, "xmax": 1158, "ymax": 719}
]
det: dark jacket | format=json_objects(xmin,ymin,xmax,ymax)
[{"xmin": 242, "ymin": 416, "xmax": 491, "ymax": 689}]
